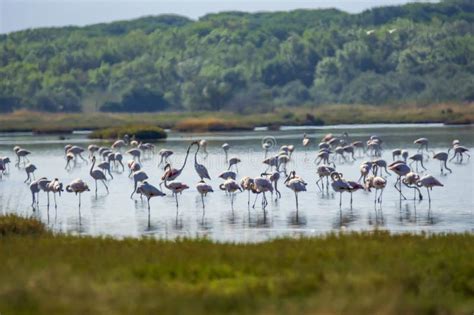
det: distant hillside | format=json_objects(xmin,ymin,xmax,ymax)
[{"xmin": 0, "ymin": 0, "xmax": 472, "ymax": 113}]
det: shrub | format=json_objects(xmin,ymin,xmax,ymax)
[
  {"xmin": 0, "ymin": 214, "xmax": 48, "ymax": 236},
  {"xmin": 174, "ymin": 118, "xmax": 254, "ymax": 132}
]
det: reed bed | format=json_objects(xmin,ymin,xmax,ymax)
[{"xmin": 0, "ymin": 103, "xmax": 471, "ymax": 133}]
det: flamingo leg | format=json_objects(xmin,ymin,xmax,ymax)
[{"xmin": 102, "ymin": 180, "xmax": 109, "ymax": 193}]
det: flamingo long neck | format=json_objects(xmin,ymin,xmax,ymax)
[
  {"xmin": 90, "ymin": 159, "xmax": 96, "ymax": 176},
  {"xmin": 179, "ymin": 144, "xmax": 193, "ymax": 173},
  {"xmin": 194, "ymin": 143, "xmax": 200, "ymax": 165}
]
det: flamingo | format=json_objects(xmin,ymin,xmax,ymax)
[
  {"xmin": 284, "ymin": 171, "xmax": 307, "ymax": 210},
  {"xmin": 65, "ymin": 152, "xmax": 76, "ymax": 170},
  {"xmin": 114, "ymin": 152, "xmax": 124, "ymax": 171},
  {"xmin": 263, "ymin": 155, "xmax": 278, "ymax": 171},
  {"xmin": 346, "ymin": 180, "xmax": 364, "ymax": 206},
  {"xmin": 15, "ymin": 147, "xmax": 31, "ymax": 165},
  {"xmin": 196, "ymin": 180, "xmax": 213, "ymax": 209},
  {"xmin": 127, "ymin": 160, "xmax": 140, "ymax": 177},
  {"xmin": 343, "ymin": 145, "xmax": 356, "ymax": 161},
  {"xmin": 46, "ymin": 178, "xmax": 64, "ymax": 208},
  {"xmin": 111, "ymin": 139, "xmax": 126, "ymax": 150},
  {"xmin": 316, "ymin": 165, "xmax": 336, "ymax": 192},
  {"xmin": 29, "ymin": 177, "xmax": 49, "ymax": 206},
  {"xmin": 130, "ymin": 170, "xmax": 148, "ymax": 199},
  {"xmin": 416, "ymin": 175, "xmax": 443, "ymax": 204},
  {"xmin": 164, "ymin": 179, "xmax": 189, "ymax": 208},
  {"xmin": 64, "ymin": 144, "xmax": 73, "ymax": 157},
  {"xmin": 160, "ymin": 142, "xmax": 193, "ymax": 184},
  {"xmin": 365, "ymin": 175, "xmax": 387, "ymax": 205},
  {"xmin": 97, "ymin": 161, "xmax": 113, "ymax": 179},
  {"xmin": 263, "ymin": 171, "xmax": 282, "ymax": 200},
  {"xmin": 1, "ymin": 157, "xmax": 11, "ymax": 173},
  {"xmin": 315, "ymin": 149, "xmax": 333, "ymax": 166},
  {"xmin": 218, "ymin": 170, "xmax": 237, "ymax": 180},
  {"xmin": 351, "ymin": 141, "xmax": 364, "ymax": 157},
  {"xmin": 24, "ymin": 163, "xmax": 37, "ymax": 183},
  {"xmin": 158, "ymin": 149, "xmax": 174, "ymax": 167},
  {"xmin": 191, "ymin": 141, "xmax": 211, "ymax": 181},
  {"xmin": 388, "ymin": 161, "xmax": 411, "ymax": 200},
  {"xmin": 409, "ymin": 153, "xmax": 427, "ymax": 171},
  {"xmin": 88, "ymin": 144, "xmax": 99, "ymax": 159},
  {"xmin": 358, "ymin": 161, "xmax": 372, "ymax": 183},
  {"xmin": 392, "ymin": 149, "xmax": 402, "ymax": 161},
  {"xmin": 433, "ymin": 152, "xmax": 452, "ymax": 174},
  {"xmin": 414, "ymin": 138, "xmax": 431, "ymax": 153},
  {"xmin": 126, "ymin": 148, "xmax": 141, "ymax": 164},
  {"xmin": 402, "ymin": 172, "xmax": 423, "ymax": 200},
  {"xmin": 251, "ymin": 176, "xmax": 273, "ymax": 209},
  {"xmin": 0, "ymin": 159, "xmax": 4, "ymax": 179},
  {"xmin": 449, "ymin": 146, "xmax": 470, "ymax": 163},
  {"xmin": 67, "ymin": 146, "xmax": 88, "ymax": 163},
  {"xmin": 319, "ymin": 142, "xmax": 330, "ymax": 150},
  {"xmin": 228, "ymin": 157, "xmax": 241, "ymax": 172},
  {"xmin": 66, "ymin": 178, "xmax": 90, "ymax": 211},
  {"xmin": 330, "ymin": 172, "xmax": 352, "ymax": 207},
  {"xmin": 372, "ymin": 159, "xmax": 391, "ymax": 177},
  {"xmin": 262, "ymin": 141, "xmax": 272, "ymax": 158},
  {"xmin": 90, "ymin": 156, "xmax": 109, "ymax": 194},
  {"xmin": 240, "ymin": 176, "xmax": 255, "ymax": 206},
  {"xmin": 219, "ymin": 178, "xmax": 241, "ymax": 208},
  {"xmin": 303, "ymin": 133, "xmax": 310, "ymax": 152},
  {"xmin": 199, "ymin": 139, "xmax": 209, "ymax": 158},
  {"xmin": 277, "ymin": 153, "xmax": 290, "ymax": 175},
  {"xmin": 401, "ymin": 150, "xmax": 409, "ymax": 163},
  {"xmin": 136, "ymin": 181, "xmax": 166, "ymax": 226},
  {"xmin": 222, "ymin": 143, "xmax": 230, "ymax": 162}
]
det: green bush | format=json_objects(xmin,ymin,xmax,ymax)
[{"xmin": 0, "ymin": 214, "xmax": 48, "ymax": 236}]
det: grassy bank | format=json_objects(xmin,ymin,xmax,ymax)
[
  {"xmin": 0, "ymin": 215, "xmax": 473, "ymax": 314},
  {"xmin": 0, "ymin": 103, "xmax": 472, "ymax": 133}
]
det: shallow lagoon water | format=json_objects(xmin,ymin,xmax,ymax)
[{"xmin": 0, "ymin": 124, "xmax": 472, "ymax": 242}]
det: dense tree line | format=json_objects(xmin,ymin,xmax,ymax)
[{"xmin": 0, "ymin": 0, "xmax": 472, "ymax": 113}]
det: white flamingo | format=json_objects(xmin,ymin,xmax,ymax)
[
  {"xmin": 228, "ymin": 157, "xmax": 241, "ymax": 172},
  {"xmin": 433, "ymin": 152, "xmax": 452, "ymax": 174},
  {"xmin": 251, "ymin": 176, "xmax": 273, "ymax": 209},
  {"xmin": 222, "ymin": 143, "xmax": 230, "ymax": 162},
  {"xmin": 164, "ymin": 179, "xmax": 189, "ymax": 208},
  {"xmin": 66, "ymin": 179, "xmax": 90, "ymax": 215},
  {"xmin": 131, "ymin": 170, "xmax": 148, "ymax": 199},
  {"xmin": 196, "ymin": 180, "xmax": 213, "ymax": 209},
  {"xmin": 219, "ymin": 178, "xmax": 241, "ymax": 208},
  {"xmin": 136, "ymin": 181, "xmax": 166, "ymax": 226},
  {"xmin": 24, "ymin": 163, "xmax": 37, "ymax": 183},
  {"xmin": 90, "ymin": 156, "xmax": 109, "ymax": 194},
  {"xmin": 416, "ymin": 175, "xmax": 443, "ymax": 204},
  {"xmin": 284, "ymin": 171, "xmax": 307, "ymax": 210},
  {"xmin": 192, "ymin": 141, "xmax": 211, "ymax": 180}
]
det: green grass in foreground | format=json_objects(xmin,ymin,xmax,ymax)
[
  {"xmin": 0, "ymin": 103, "xmax": 472, "ymax": 133},
  {"xmin": 0, "ymin": 215, "xmax": 473, "ymax": 315}
]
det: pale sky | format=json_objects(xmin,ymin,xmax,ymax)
[{"xmin": 0, "ymin": 0, "xmax": 436, "ymax": 34}]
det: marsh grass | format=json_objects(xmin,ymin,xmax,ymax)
[
  {"xmin": 0, "ymin": 215, "xmax": 473, "ymax": 314},
  {"xmin": 0, "ymin": 103, "xmax": 472, "ymax": 133}
]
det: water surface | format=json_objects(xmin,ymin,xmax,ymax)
[{"xmin": 0, "ymin": 124, "xmax": 472, "ymax": 242}]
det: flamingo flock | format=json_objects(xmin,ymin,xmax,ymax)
[{"xmin": 0, "ymin": 131, "xmax": 470, "ymax": 228}]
